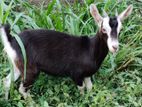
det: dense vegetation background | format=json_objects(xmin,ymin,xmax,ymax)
[{"xmin": 0, "ymin": 0, "xmax": 142, "ymax": 107}]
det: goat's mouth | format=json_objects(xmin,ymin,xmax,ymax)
[
  {"xmin": 109, "ymin": 46, "xmax": 119, "ymax": 53},
  {"xmin": 107, "ymin": 38, "xmax": 119, "ymax": 53}
]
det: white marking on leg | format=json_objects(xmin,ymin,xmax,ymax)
[
  {"xmin": 3, "ymin": 73, "xmax": 11, "ymax": 100},
  {"xmin": 3, "ymin": 65, "xmax": 20, "ymax": 99},
  {"xmin": 19, "ymin": 83, "xmax": 30, "ymax": 99},
  {"xmin": 84, "ymin": 77, "xmax": 93, "ymax": 92},
  {"xmin": 117, "ymin": 17, "xmax": 122, "ymax": 34},
  {"xmin": 77, "ymin": 82, "xmax": 85, "ymax": 95}
]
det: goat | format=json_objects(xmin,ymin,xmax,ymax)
[{"xmin": 0, "ymin": 4, "xmax": 133, "ymax": 99}]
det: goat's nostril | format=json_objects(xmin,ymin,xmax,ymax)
[{"xmin": 112, "ymin": 46, "xmax": 117, "ymax": 51}]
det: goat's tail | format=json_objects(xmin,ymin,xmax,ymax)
[
  {"xmin": 0, "ymin": 24, "xmax": 12, "ymax": 45},
  {"xmin": 0, "ymin": 24, "xmax": 17, "ymax": 61}
]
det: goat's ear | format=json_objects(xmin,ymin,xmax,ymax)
[
  {"xmin": 118, "ymin": 5, "xmax": 133, "ymax": 21},
  {"xmin": 90, "ymin": 4, "xmax": 103, "ymax": 27}
]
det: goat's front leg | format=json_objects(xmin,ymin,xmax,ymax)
[
  {"xmin": 72, "ymin": 76, "xmax": 85, "ymax": 94},
  {"xmin": 84, "ymin": 77, "xmax": 93, "ymax": 92},
  {"xmin": 19, "ymin": 82, "xmax": 30, "ymax": 99},
  {"xmin": 3, "ymin": 65, "xmax": 20, "ymax": 99},
  {"xmin": 19, "ymin": 66, "xmax": 39, "ymax": 99}
]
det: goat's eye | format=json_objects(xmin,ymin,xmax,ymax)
[{"xmin": 102, "ymin": 28, "xmax": 107, "ymax": 33}]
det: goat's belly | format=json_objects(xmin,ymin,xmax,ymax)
[
  {"xmin": 42, "ymin": 70, "xmax": 69, "ymax": 77},
  {"xmin": 38, "ymin": 64, "xmax": 71, "ymax": 77}
]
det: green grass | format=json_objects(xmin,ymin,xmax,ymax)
[{"xmin": 0, "ymin": 0, "xmax": 142, "ymax": 107}]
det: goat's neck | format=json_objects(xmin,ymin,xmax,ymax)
[{"xmin": 90, "ymin": 31, "xmax": 109, "ymax": 67}]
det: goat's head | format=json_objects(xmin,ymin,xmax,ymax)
[{"xmin": 90, "ymin": 4, "xmax": 133, "ymax": 53}]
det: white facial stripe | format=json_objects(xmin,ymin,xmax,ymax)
[
  {"xmin": 117, "ymin": 17, "xmax": 122, "ymax": 34},
  {"xmin": 102, "ymin": 17, "xmax": 111, "ymax": 37}
]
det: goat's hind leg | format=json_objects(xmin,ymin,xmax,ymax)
[
  {"xmin": 3, "ymin": 64, "xmax": 20, "ymax": 99},
  {"xmin": 19, "ymin": 65, "xmax": 39, "ymax": 99}
]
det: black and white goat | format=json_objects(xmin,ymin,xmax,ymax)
[{"xmin": 1, "ymin": 4, "xmax": 133, "ymax": 99}]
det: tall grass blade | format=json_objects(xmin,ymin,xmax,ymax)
[
  {"xmin": 12, "ymin": 33, "xmax": 27, "ymax": 81},
  {"xmin": 2, "ymin": 0, "xmax": 13, "ymax": 24}
]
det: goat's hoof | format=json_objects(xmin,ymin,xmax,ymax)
[
  {"xmin": 3, "ymin": 78, "xmax": 10, "ymax": 100},
  {"xmin": 86, "ymin": 85, "xmax": 92, "ymax": 92},
  {"xmin": 80, "ymin": 90, "xmax": 84, "ymax": 95},
  {"xmin": 3, "ymin": 78, "xmax": 7, "ymax": 87},
  {"xmin": 5, "ymin": 92, "xmax": 9, "ymax": 100}
]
